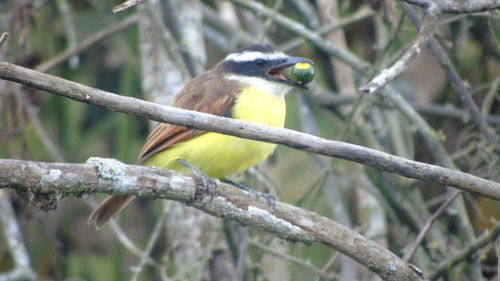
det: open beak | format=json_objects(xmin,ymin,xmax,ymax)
[{"xmin": 267, "ymin": 56, "xmax": 313, "ymax": 89}]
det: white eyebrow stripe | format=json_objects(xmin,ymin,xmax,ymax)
[{"xmin": 225, "ymin": 51, "xmax": 288, "ymax": 62}]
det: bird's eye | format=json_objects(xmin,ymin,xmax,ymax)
[{"xmin": 255, "ymin": 59, "xmax": 267, "ymax": 66}]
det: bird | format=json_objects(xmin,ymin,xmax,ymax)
[{"xmin": 87, "ymin": 43, "xmax": 313, "ymax": 229}]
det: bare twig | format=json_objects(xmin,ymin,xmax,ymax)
[
  {"xmin": 403, "ymin": 191, "xmax": 461, "ymax": 262},
  {"xmin": 496, "ymin": 240, "xmax": 500, "ymax": 281},
  {"xmin": 297, "ymin": 93, "xmax": 358, "ymax": 280},
  {"xmin": 130, "ymin": 205, "xmax": 168, "ymax": 281},
  {"xmin": 162, "ymin": 0, "xmax": 205, "ymax": 76},
  {"xmin": 428, "ymin": 222, "xmax": 500, "ymax": 280},
  {"xmin": 0, "ymin": 191, "xmax": 36, "ymax": 281},
  {"xmin": 0, "ymin": 61, "xmax": 498, "ymax": 200},
  {"xmin": 201, "ymin": 4, "xmax": 253, "ymax": 45},
  {"xmin": 257, "ymin": 0, "xmax": 283, "ymax": 43},
  {"xmin": 228, "ymin": 0, "xmax": 371, "ymax": 73},
  {"xmin": 279, "ymin": 7, "xmax": 373, "ymax": 52},
  {"xmin": 20, "ymin": 91, "xmax": 65, "ymax": 162},
  {"xmin": 147, "ymin": 5, "xmax": 191, "ymax": 80},
  {"xmin": 482, "ymin": 73, "xmax": 500, "ymax": 115},
  {"xmin": 0, "ymin": 32, "xmax": 9, "ymax": 48},
  {"xmin": 360, "ymin": 5, "xmax": 442, "ymax": 94},
  {"xmin": 313, "ymin": 93, "xmax": 500, "ymax": 127},
  {"xmin": 113, "ymin": 0, "xmax": 147, "ymax": 13},
  {"xmin": 55, "ymin": 0, "xmax": 79, "ymax": 68},
  {"xmin": 317, "ymin": 0, "xmax": 357, "ymax": 96},
  {"xmin": 0, "ymin": 158, "xmax": 423, "ymax": 281},
  {"xmin": 287, "ymin": 0, "xmax": 320, "ymax": 28},
  {"xmin": 85, "ymin": 200, "xmax": 159, "ymax": 266},
  {"xmin": 403, "ymin": 4, "xmax": 500, "ymax": 151},
  {"xmin": 249, "ymin": 239, "xmax": 340, "ymax": 280},
  {"xmin": 35, "ymin": 15, "xmax": 138, "ymax": 72}
]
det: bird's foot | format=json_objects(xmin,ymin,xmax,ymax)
[
  {"xmin": 177, "ymin": 159, "xmax": 217, "ymax": 200},
  {"xmin": 221, "ymin": 179, "xmax": 276, "ymax": 212}
]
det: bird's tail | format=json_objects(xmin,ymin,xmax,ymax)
[{"xmin": 87, "ymin": 195, "xmax": 136, "ymax": 229}]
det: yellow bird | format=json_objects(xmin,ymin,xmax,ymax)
[{"xmin": 88, "ymin": 43, "xmax": 313, "ymax": 229}]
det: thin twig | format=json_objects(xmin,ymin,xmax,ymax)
[
  {"xmin": 201, "ymin": 4, "xmax": 254, "ymax": 45},
  {"xmin": 313, "ymin": 93, "xmax": 500, "ymax": 126},
  {"xmin": 403, "ymin": 191, "xmax": 461, "ymax": 262},
  {"xmin": 0, "ymin": 32, "xmax": 9, "ymax": 48},
  {"xmin": 279, "ymin": 7, "xmax": 373, "ymax": 52},
  {"xmin": 257, "ymin": 0, "xmax": 283, "ymax": 43},
  {"xmin": 35, "ymin": 15, "xmax": 138, "ymax": 72},
  {"xmin": 0, "ymin": 191, "xmax": 36, "ymax": 281},
  {"xmin": 482, "ymin": 73, "xmax": 500, "ymax": 115},
  {"xmin": 85, "ymin": 200, "xmax": 159, "ymax": 266},
  {"xmin": 249, "ymin": 239, "xmax": 340, "ymax": 280},
  {"xmin": 287, "ymin": 0, "xmax": 320, "ymax": 28},
  {"xmin": 360, "ymin": 4, "xmax": 443, "ymax": 94},
  {"xmin": 428, "ymin": 222, "xmax": 500, "ymax": 280},
  {"xmin": 130, "ymin": 204, "xmax": 168, "ymax": 281},
  {"xmin": 113, "ymin": 0, "xmax": 147, "ymax": 13},
  {"xmin": 55, "ymin": 0, "xmax": 79, "ymax": 68},
  {"xmin": 20, "ymin": 91, "xmax": 65, "ymax": 162},
  {"xmin": 162, "ymin": 0, "xmax": 205, "ymax": 76},
  {"xmin": 403, "ymin": 4, "xmax": 500, "ymax": 151},
  {"xmin": 228, "ymin": 0, "xmax": 371, "ymax": 73},
  {"xmin": 147, "ymin": 5, "xmax": 191, "ymax": 80}
]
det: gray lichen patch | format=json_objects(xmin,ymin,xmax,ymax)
[
  {"xmin": 86, "ymin": 157, "xmax": 138, "ymax": 194},
  {"xmin": 86, "ymin": 157, "xmax": 126, "ymax": 180},
  {"xmin": 40, "ymin": 169, "xmax": 62, "ymax": 185}
]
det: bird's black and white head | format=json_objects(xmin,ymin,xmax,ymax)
[{"xmin": 218, "ymin": 44, "xmax": 313, "ymax": 95}]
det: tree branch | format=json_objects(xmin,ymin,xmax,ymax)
[
  {"xmin": 313, "ymin": 92, "xmax": 500, "ymax": 126},
  {"xmin": 0, "ymin": 191, "xmax": 36, "ymax": 281},
  {"xmin": 112, "ymin": 0, "xmax": 147, "ymax": 13},
  {"xmin": 428, "ymin": 221, "xmax": 500, "ymax": 280},
  {"xmin": 0, "ymin": 32, "xmax": 9, "ymax": 48},
  {"xmin": 402, "ymin": 191, "xmax": 461, "ymax": 262},
  {"xmin": 34, "ymin": 15, "xmax": 138, "ymax": 72},
  {"xmin": 403, "ymin": 0, "xmax": 500, "ymax": 13},
  {"xmin": 360, "ymin": 5, "xmax": 442, "ymax": 94},
  {"xmin": 0, "ymin": 158, "xmax": 423, "ymax": 281},
  {"xmin": 0, "ymin": 61, "xmax": 498, "ymax": 200},
  {"xmin": 403, "ymin": 4, "xmax": 500, "ymax": 151}
]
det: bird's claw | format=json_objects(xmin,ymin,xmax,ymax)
[
  {"xmin": 199, "ymin": 174, "xmax": 217, "ymax": 201},
  {"xmin": 177, "ymin": 158, "xmax": 217, "ymax": 201},
  {"xmin": 260, "ymin": 192, "xmax": 276, "ymax": 213}
]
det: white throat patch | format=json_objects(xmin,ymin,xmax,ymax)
[
  {"xmin": 225, "ymin": 51, "xmax": 288, "ymax": 62},
  {"xmin": 225, "ymin": 75, "xmax": 292, "ymax": 97}
]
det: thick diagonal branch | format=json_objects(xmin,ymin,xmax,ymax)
[{"xmin": 0, "ymin": 158, "xmax": 423, "ymax": 281}]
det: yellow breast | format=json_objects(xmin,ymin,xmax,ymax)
[{"xmin": 143, "ymin": 86, "xmax": 286, "ymax": 178}]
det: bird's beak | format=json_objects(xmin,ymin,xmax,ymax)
[{"xmin": 267, "ymin": 56, "xmax": 313, "ymax": 89}]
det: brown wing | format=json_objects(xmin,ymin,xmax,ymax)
[{"xmin": 137, "ymin": 70, "xmax": 240, "ymax": 163}]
